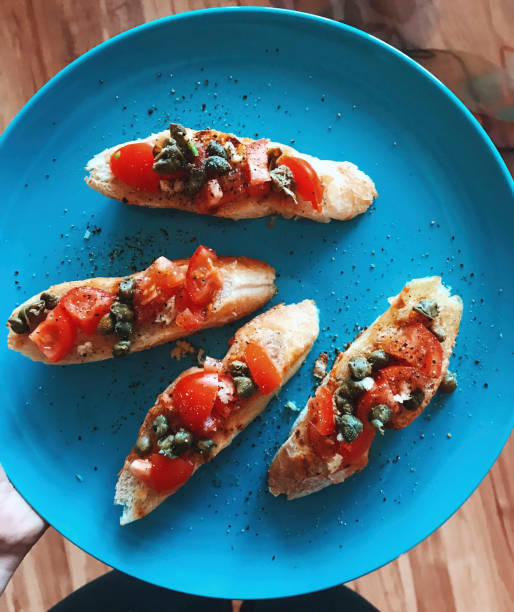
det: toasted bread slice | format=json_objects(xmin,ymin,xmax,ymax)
[
  {"xmin": 86, "ymin": 127, "xmax": 377, "ymax": 223},
  {"xmin": 7, "ymin": 256, "xmax": 276, "ymax": 365},
  {"xmin": 115, "ymin": 300, "xmax": 319, "ymax": 524},
  {"xmin": 268, "ymin": 277, "xmax": 462, "ymax": 499}
]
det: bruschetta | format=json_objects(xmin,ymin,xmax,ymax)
[
  {"xmin": 115, "ymin": 300, "xmax": 319, "ymax": 524},
  {"xmin": 7, "ymin": 246, "xmax": 276, "ymax": 365},
  {"xmin": 85, "ymin": 124, "xmax": 377, "ymax": 223},
  {"xmin": 268, "ymin": 277, "xmax": 462, "ymax": 499}
]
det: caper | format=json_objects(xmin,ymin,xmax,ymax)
[
  {"xmin": 333, "ymin": 390, "xmax": 354, "ymax": 415},
  {"xmin": 371, "ymin": 419, "xmax": 385, "ymax": 435},
  {"xmin": 403, "ymin": 388, "xmax": 425, "ymax": 411},
  {"xmin": 152, "ymin": 139, "xmax": 185, "ymax": 174},
  {"xmin": 152, "ymin": 414, "xmax": 168, "ymax": 437},
  {"xmin": 336, "ymin": 376, "xmax": 374, "ymax": 400},
  {"xmin": 229, "ymin": 360, "xmax": 250, "ymax": 377},
  {"xmin": 115, "ymin": 320, "xmax": 133, "ymax": 340},
  {"xmin": 430, "ymin": 323, "xmax": 446, "ymax": 343},
  {"xmin": 97, "ymin": 313, "xmax": 115, "ymax": 335},
  {"xmin": 169, "ymin": 123, "xmax": 197, "ymax": 162},
  {"xmin": 439, "ymin": 370, "xmax": 457, "ymax": 393},
  {"xmin": 173, "ymin": 428, "xmax": 193, "ymax": 454},
  {"xmin": 335, "ymin": 413, "xmax": 363, "ymax": 443},
  {"xmin": 157, "ymin": 434, "xmax": 177, "ymax": 459},
  {"xmin": 195, "ymin": 439, "xmax": 216, "ymax": 455},
  {"xmin": 233, "ymin": 376, "xmax": 257, "ymax": 398},
  {"xmin": 112, "ymin": 340, "xmax": 131, "ymax": 358},
  {"xmin": 183, "ymin": 166, "xmax": 206, "ymax": 195},
  {"xmin": 413, "ymin": 299, "xmax": 439, "ymax": 320},
  {"xmin": 118, "ymin": 278, "xmax": 136, "ymax": 304},
  {"xmin": 368, "ymin": 350, "xmax": 390, "ymax": 371},
  {"xmin": 111, "ymin": 302, "xmax": 134, "ymax": 322},
  {"xmin": 206, "ymin": 141, "xmax": 228, "ymax": 159},
  {"xmin": 270, "ymin": 165, "xmax": 296, "ymax": 201},
  {"xmin": 19, "ymin": 300, "xmax": 46, "ymax": 329},
  {"xmin": 7, "ymin": 316, "xmax": 29, "ymax": 334},
  {"xmin": 348, "ymin": 356, "xmax": 372, "ymax": 380},
  {"xmin": 369, "ymin": 404, "xmax": 392, "ymax": 424},
  {"xmin": 134, "ymin": 434, "xmax": 152, "ymax": 457},
  {"xmin": 40, "ymin": 292, "xmax": 59, "ymax": 310},
  {"xmin": 204, "ymin": 156, "xmax": 231, "ymax": 178}
]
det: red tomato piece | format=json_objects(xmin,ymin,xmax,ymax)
[
  {"xmin": 173, "ymin": 371, "xmax": 219, "ymax": 433},
  {"xmin": 110, "ymin": 143, "xmax": 161, "ymax": 193},
  {"xmin": 175, "ymin": 306, "xmax": 205, "ymax": 330},
  {"xmin": 307, "ymin": 420, "xmax": 337, "ymax": 461},
  {"xmin": 186, "ymin": 245, "xmax": 223, "ymax": 307},
  {"xmin": 375, "ymin": 366, "xmax": 427, "ymax": 397},
  {"xmin": 308, "ymin": 386, "xmax": 335, "ymax": 436},
  {"xmin": 383, "ymin": 323, "xmax": 442, "ymax": 378},
  {"xmin": 29, "ymin": 305, "xmax": 77, "ymax": 363},
  {"xmin": 245, "ymin": 139, "xmax": 271, "ymax": 198},
  {"xmin": 244, "ymin": 343, "xmax": 282, "ymax": 394},
  {"xmin": 197, "ymin": 179, "xmax": 224, "ymax": 211},
  {"xmin": 277, "ymin": 154, "xmax": 324, "ymax": 212},
  {"xmin": 130, "ymin": 454, "xmax": 194, "ymax": 494},
  {"xmin": 60, "ymin": 286, "xmax": 115, "ymax": 335}
]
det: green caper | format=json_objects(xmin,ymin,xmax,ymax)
[
  {"xmin": 183, "ymin": 166, "xmax": 206, "ymax": 195},
  {"xmin": 335, "ymin": 413, "xmax": 363, "ymax": 443},
  {"xmin": 8, "ymin": 316, "xmax": 29, "ymax": 334},
  {"xmin": 439, "ymin": 370, "xmax": 457, "ymax": 393},
  {"xmin": 134, "ymin": 434, "xmax": 152, "ymax": 457},
  {"xmin": 173, "ymin": 428, "xmax": 193, "ymax": 454},
  {"xmin": 195, "ymin": 439, "xmax": 216, "ymax": 455},
  {"xmin": 368, "ymin": 350, "xmax": 390, "ymax": 371},
  {"xmin": 152, "ymin": 139, "xmax": 185, "ymax": 174},
  {"xmin": 206, "ymin": 141, "xmax": 228, "ymax": 159},
  {"xmin": 118, "ymin": 278, "xmax": 136, "ymax": 304},
  {"xmin": 348, "ymin": 356, "xmax": 372, "ymax": 380},
  {"xmin": 111, "ymin": 302, "xmax": 134, "ymax": 322},
  {"xmin": 333, "ymin": 390, "xmax": 354, "ymax": 415},
  {"xmin": 336, "ymin": 376, "xmax": 374, "ymax": 400},
  {"xmin": 371, "ymin": 419, "xmax": 386, "ymax": 435},
  {"xmin": 204, "ymin": 155, "xmax": 231, "ymax": 178},
  {"xmin": 157, "ymin": 434, "xmax": 177, "ymax": 459},
  {"xmin": 233, "ymin": 376, "xmax": 257, "ymax": 398},
  {"xmin": 403, "ymin": 388, "xmax": 425, "ymax": 411},
  {"xmin": 152, "ymin": 414, "xmax": 168, "ymax": 437},
  {"xmin": 413, "ymin": 299, "xmax": 439, "ymax": 320},
  {"xmin": 97, "ymin": 313, "xmax": 115, "ymax": 335},
  {"xmin": 169, "ymin": 123, "xmax": 197, "ymax": 162},
  {"xmin": 430, "ymin": 323, "xmax": 446, "ymax": 343},
  {"xmin": 115, "ymin": 320, "xmax": 133, "ymax": 340},
  {"xmin": 228, "ymin": 360, "xmax": 250, "ymax": 377},
  {"xmin": 40, "ymin": 292, "xmax": 59, "ymax": 310},
  {"xmin": 270, "ymin": 165, "xmax": 296, "ymax": 202},
  {"xmin": 19, "ymin": 300, "xmax": 46, "ymax": 329},
  {"xmin": 112, "ymin": 340, "xmax": 131, "ymax": 358},
  {"xmin": 369, "ymin": 404, "xmax": 392, "ymax": 424}
]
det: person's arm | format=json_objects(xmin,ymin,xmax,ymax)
[{"xmin": 0, "ymin": 463, "xmax": 47, "ymax": 594}]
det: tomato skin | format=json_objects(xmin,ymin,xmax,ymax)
[
  {"xmin": 244, "ymin": 343, "xmax": 282, "ymax": 394},
  {"xmin": 130, "ymin": 454, "xmax": 194, "ymax": 494},
  {"xmin": 186, "ymin": 245, "xmax": 222, "ymax": 307},
  {"xmin": 277, "ymin": 154, "xmax": 324, "ymax": 212},
  {"xmin": 29, "ymin": 305, "xmax": 77, "ymax": 363},
  {"xmin": 383, "ymin": 323, "xmax": 442, "ymax": 378},
  {"xmin": 308, "ymin": 386, "xmax": 335, "ymax": 436},
  {"xmin": 173, "ymin": 371, "xmax": 219, "ymax": 433},
  {"xmin": 60, "ymin": 287, "xmax": 115, "ymax": 335},
  {"xmin": 245, "ymin": 139, "xmax": 271, "ymax": 198},
  {"xmin": 110, "ymin": 143, "xmax": 161, "ymax": 193},
  {"xmin": 307, "ymin": 420, "xmax": 337, "ymax": 461}
]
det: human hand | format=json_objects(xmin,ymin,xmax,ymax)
[{"xmin": 0, "ymin": 463, "xmax": 47, "ymax": 594}]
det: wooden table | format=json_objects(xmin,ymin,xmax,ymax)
[{"xmin": 0, "ymin": 2, "xmax": 512, "ymax": 610}]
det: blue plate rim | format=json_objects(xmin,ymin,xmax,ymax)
[{"xmin": 1, "ymin": 6, "xmax": 513, "ymax": 600}]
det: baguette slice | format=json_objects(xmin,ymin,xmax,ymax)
[
  {"xmin": 115, "ymin": 300, "xmax": 319, "ymax": 524},
  {"xmin": 86, "ymin": 127, "xmax": 377, "ymax": 223},
  {"xmin": 7, "ymin": 256, "xmax": 276, "ymax": 365},
  {"xmin": 268, "ymin": 277, "xmax": 462, "ymax": 500}
]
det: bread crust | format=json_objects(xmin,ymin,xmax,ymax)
[
  {"xmin": 268, "ymin": 277, "xmax": 463, "ymax": 500},
  {"xmin": 7, "ymin": 256, "xmax": 276, "ymax": 365},
  {"xmin": 85, "ymin": 128, "xmax": 377, "ymax": 223},
  {"xmin": 115, "ymin": 300, "xmax": 319, "ymax": 524}
]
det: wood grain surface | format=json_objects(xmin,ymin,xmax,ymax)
[{"xmin": 0, "ymin": 1, "xmax": 512, "ymax": 611}]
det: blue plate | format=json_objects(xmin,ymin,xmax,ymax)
[{"xmin": 0, "ymin": 8, "xmax": 512, "ymax": 600}]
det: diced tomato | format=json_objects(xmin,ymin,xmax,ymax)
[
  {"xmin": 173, "ymin": 371, "xmax": 219, "ymax": 433},
  {"xmin": 277, "ymin": 154, "xmax": 324, "ymax": 212},
  {"xmin": 133, "ymin": 257, "xmax": 186, "ymax": 324},
  {"xmin": 175, "ymin": 306, "xmax": 205, "ymax": 330},
  {"xmin": 383, "ymin": 323, "xmax": 442, "ymax": 378},
  {"xmin": 244, "ymin": 342, "xmax": 282, "ymax": 394},
  {"xmin": 375, "ymin": 366, "xmax": 427, "ymax": 397},
  {"xmin": 308, "ymin": 386, "xmax": 335, "ymax": 436},
  {"xmin": 307, "ymin": 420, "xmax": 337, "ymax": 461},
  {"xmin": 186, "ymin": 245, "xmax": 222, "ymax": 307},
  {"xmin": 60, "ymin": 286, "xmax": 115, "ymax": 335},
  {"xmin": 29, "ymin": 305, "xmax": 77, "ymax": 363},
  {"xmin": 245, "ymin": 139, "xmax": 271, "ymax": 198},
  {"xmin": 197, "ymin": 179, "xmax": 224, "ymax": 211},
  {"xmin": 213, "ymin": 374, "xmax": 236, "ymax": 419},
  {"xmin": 130, "ymin": 454, "xmax": 194, "ymax": 494},
  {"xmin": 110, "ymin": 143, "xmax": 162, "ymax": 193}
]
